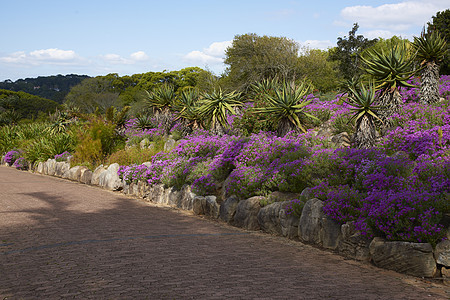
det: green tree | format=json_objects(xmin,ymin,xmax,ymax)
[
  {"xmin": 64, "ymin": 77, "xmax": 120, "ymax": 113},
  {"xmin": 297, "ymin": 47, "xmax": 341, "ymax": 92},
  {"xmin": 428, "ymin": 9, "xmax": 450, "ymax": 74},
  {"xmin": 224, "ymin": 33, "xmax": 301, "ymax": 91},
  {"xmin": 329, "ymin": 23, "xmax": 378, "ymax": 81}
]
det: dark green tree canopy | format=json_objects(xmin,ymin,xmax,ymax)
[
  {"xmin": 427, "ymin": 9, "xmax": 450, "ymax": 74},
  {"xmin": 224, "ymin": 33, "xmax": 301, "ymax": 91},
  {"xmin": 328, "ymin": 23, "xmax": 378, "ymax": 81}
]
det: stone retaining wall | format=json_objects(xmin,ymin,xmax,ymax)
[{"xmin": 3, "ymin": 157, "xmax": 450, "ymax": 282}]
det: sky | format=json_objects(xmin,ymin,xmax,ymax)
[{"xmin": 1, "ymin": 0, "xmax": 448, "ymax": 81}]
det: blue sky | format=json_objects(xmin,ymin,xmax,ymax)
[{"xmin": 1, "ymin": 0, "xmax": 448, "ymax": 81}]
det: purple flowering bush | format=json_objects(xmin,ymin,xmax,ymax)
[
  {"xmin": 54, "ymin": 151, "xmax": 72, "ymax": 162},
  {"xmin": 4, "ymin": 150, "xmax": 21, "ymax": 165},
  {"xmin": 310, "ymin": 148, "xmax": 449, "ymax": 246},
  {"xmin": 13, "ymin": 157, "xmax": 28, "ymax": 170}
]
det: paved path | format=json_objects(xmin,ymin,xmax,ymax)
[{"xmin": 0, "ymin": 166, "xmax": 448, "ymax": 299}]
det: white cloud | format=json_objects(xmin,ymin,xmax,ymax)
[
  {"xmin": 101, "ymin": 51, "xmax": 150, "ymax": 64},
  {"xmin": 29, "ymin": 48, "xmax": 77, "ymax": 61},
  {"xmin": 364, "ymin": 30, "xmax": 397, "ymax": 40},
  {"xmin": 340, "ymin": 1, "xmax": 449, "ymax": 32},
  {"xmin": 130, "ymin": 51, "xmax": 149, "ymax": 61},
  {"xmin": 0, "ymin": 48, "xmax": 79, "ymax": 65},
  {"xmin": 298, "ymin": 40, "xmax": 333, "ymax": 50},
  {"xmin": 184, "ymin": 41, "xmax": 232, "ymax": 66}
]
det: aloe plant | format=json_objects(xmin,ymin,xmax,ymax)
[
  {"xmin": 343, "ymin": 81, "xmax": 382, "ymax": 148},
  {"xmin": 413, "ymin": 29, "xmax": 447, "ymax": 104},
  {"xmin": 253, "ymin": 80, "xmax": 318, "ymax": 136},
  {"xmin": 172, "ymin": 88, "xmax": 203, "ymax": 129},
  {"xmin": 197, "ymin": 89, "xmax": 242, "ymax": 134},
  {"xmin": 360, "ymin": 43, "xmax": 416, "ymax": 126}
]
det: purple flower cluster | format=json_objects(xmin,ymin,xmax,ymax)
[
  {"xmin": 4, "ymin": 150, "xmax": 20, "ymax": 165},
  {"xmin": 54, "ymin": 151, "xmax": 71, "ymax": 162},
  {"xmin": 13, "ymin": 157, "xmax": 28, "ymax": 170},
  {"xmin": 311, "ymin": 148, "xmax": 449, "ymax": 245}
]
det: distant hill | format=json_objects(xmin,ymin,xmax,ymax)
[
  {"xmin": 0, "ymin": 74, "xmax": 90, "ymax": 103},
  {"xmin": 0, "ymin": 89, "xmax": 60, "ymax": 121}
]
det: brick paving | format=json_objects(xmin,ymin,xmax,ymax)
[{"xmin": 0, "ymin": 165, "xmax": 448, "ymax": 299}]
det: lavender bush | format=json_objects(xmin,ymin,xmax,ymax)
[
  {"xmin": 13, "ymin": 157, "xmax": 28, "ymax": 170},
  {"xmin": 4, "ymin": 150, "xmax": 21, "ymax": 165}
]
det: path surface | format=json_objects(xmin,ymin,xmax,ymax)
[{"xmin": 0, "ymin": 166, "xmax": 448, "ymax": 299}]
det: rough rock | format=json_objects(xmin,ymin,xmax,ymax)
[
  {"xmin": 167, "ymin": 187, "xmax": 181, "ymax": 206},
  {"xmin": 320, "ymin": 216, "xmax": 342, "ymax": 250},
  {"xmin": 298, "ymin": 198, "xmax": 323, "ymax": 244},
  {"xmin": 146, "ymin": 184, "xmax": 167, "ymax": 204},
  {"xmin": 37, "ymin": 162, "xmax": 44, "ymax": 174},
  {"xmin": 177, "ymin": 185, "xmax": 195, "ymax": 211},
  {"xmin": 164, "ymin": 138, "xmax": 176, "ymax": 152},
  {"xmin": 435, "ymin": 239, "xmax": 450, "ymax": 267},
  {"xmin": 267, "ymin": 191, "xmax": 301, "ymax": 203},
  {"xmin": 193, "ymin": 196, "xmax": 207, "ymax": 215},
  {"xmin": 67, "ymin": 166, "xmax": 81, "ymax": 181},
  {"xmin": 279, "ymin": 204, "xmax": 300, "ymax": 240},
  {"xmin": 219, "ymin": 196, "xmax": 240, "ymax": 223},
  {"xmin": 369, "ymin": 237, "xmax": 437, "ymax": 278},
  {"xmin": 140, "ymin": 138, "xmax": 150, "ymax": 149},
  {"xmin": 233, "ymin": 196, "xmax": 263, "ymax": 230},
  {"xmin": 91, "ymin": 165, "xmax": 107, "ymax": 186},
  {"xmin": 257, "ymin": 201, "xmax": 288, "ymax": 236},
  {"xmin": 45, "ymin": 159, "xmax": 57, "ymax": 176},
  {"xmin": 331, "ymin": 132, "xmax": 351, "ymax": 148},
  {"xmin": 80, "ymin": 168, "xmax": 92, "ymax": 184},
  {"xmin": 300, "ymin": 187, "xmax": 313, "ymax": 201},
  {"xmin": 98, "ymin": 163, "xmax": 123, "ymax": 191},
  {"xmin": 0, "ymin": 156, "xmax": 4, "ymax": 165},
  {"xmin": 55, "ymin": 162, "xmax": 69, "ymax": 177},
  {"xmin": 337, "ymin": 221, "xmax": 371, "ymax": 261},
  {"xmin": 137, "ymin": 180, "xmax": 150, "ymax": 199}
]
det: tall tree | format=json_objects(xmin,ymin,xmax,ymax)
[
  {"xmin": 328, "ymin": 23, "xmax": 378, "ymax": 81},
  {"xmin": 297, "ymin": 47, "xmax": 341, "ymax": 92},
  {"xmin": 427, "ymin": 9, "xmax": 450, "ymax": 74},
  {"xmin": 224, "ymin": 33, "xmax": 300, "ymax": 91}
]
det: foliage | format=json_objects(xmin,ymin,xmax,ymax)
[
  {"xmin": 54, "ymin": 151, "xmax": 72, "ymax": 162},
  {"xmin": 197, "ymin": 89, "xmax": 243, "ymax": 133},
  {"xmin": 224, "ymin": 33, "xmax": 301, "ymax": 91},
  {"xmin": 297, "ymin": 47, "xmax": 341, "ymax": 93},
  {"xmin": 71, "ymin": 119, "xmax": 124, "ymax": 168},
  {"xmin": 145, "ymin": 83, "xmax": 176, "ymax": 113},
  {"xmin": 64, "ymin": 76, "xmax": 120, "ymax": 113},
  {"xmin": 0, "ymin": 89, "xmax": 60, "ymax": 120},
  {"xmin": 0, "ymin": 74, "xmax": 89, "ymax": 103},
  {"xmin": 428, "ymin": 9, "xmax": 450, "ymax": 74},
  {"xmin": 285, "ymin": 196, "xmax": 308, "ymax": 218},
  {"xmin": 328, "ymin": 23, "xmax": 378, "ymax": 81},
  {"xmin": 253, "ymin": 80, "xmax": 318, "ymax": 135}
]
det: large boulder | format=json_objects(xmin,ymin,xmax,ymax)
[
  {"xmin": 147, "ymin": 184, "xmax": 168, "ymax": 205},
  {"xmin": 177, "ymin": 185, "xmax": 195, "ymax": 211},
  {"xmin": 193, "ymin": 196, "xmax": 207, "ymax": 215},
  {"xmin": 298, "ymin": 198, "xmax": 323, "ymax": 244},
  {"xmin": 164, "ymin": 138, "xmax": 176, "ymax": 152},
  {"xmin": 80, "ymin": 168, "xmax": 93, "ymax": 184},
  {"xmin": 67, "ymin": 166, "xmax": 81, "ymax": 181},
  {"xmin": 320, "ymin": 216, "xmax": 342, "ymax": 250},
  {"xmin": 45, "ymin": 159, "xmax": 57, "ymax": 176},
  {"xmin": 369, "ymin": 237, "xmax": 437, "ymax": 278},
  {"xmin": 233, "ymin": 196, "xmax": 263, "ymax": 230},
  {"xmin": 91, "ymin": 165, "xmax": 107, "ymax": 186},
  {"xmin": 98, "ymin": 163, "xmax": 123, "ymax": 191},
  {"xmin": 37, "ymin": 162, "xmax": 44, "ymax": 174},
  {"xmin": 435, "ymin": 239, "xmax": 450, "ymax": 267},
  {"xmin": 219, "ymin": 196, "xmax": 239, "ymax": 223},
  {"xmin": 279, "ymin": 205, "xmax": 300, "ymax": 240},
  {"xmin": 257, "ymin": 201, "xmax": 288, "ymax": 236},
  {"xmin": 337, "ymin": 221, "xmax": 372, "ymax": 261},
  {"xmin": 55, "ymin": 162, "xmax": 70, "ymax": 177}
]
